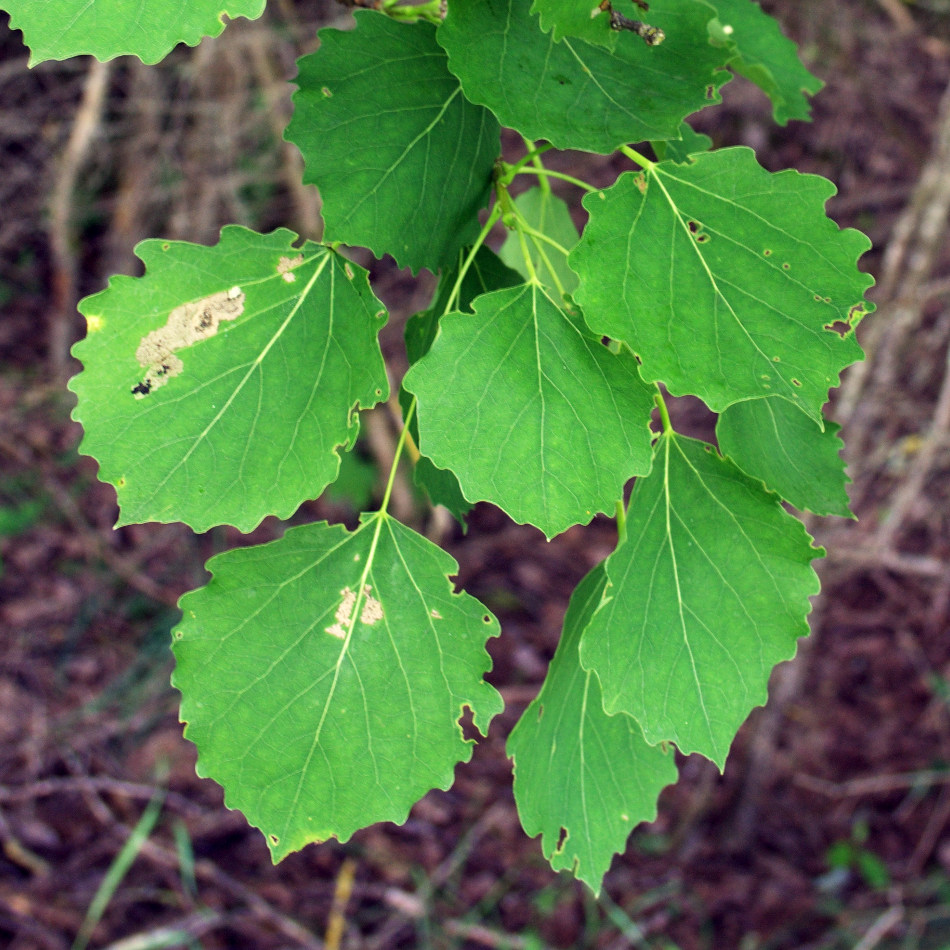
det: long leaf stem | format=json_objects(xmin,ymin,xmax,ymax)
[
  {"xmin": 515, "ymin": 166, "xmax": 597, "ymax": 193},
  {"xmin": 654, "ymin": 387, "xmax": 673, "ymax": 434},
  {"xmin": 620, "ymin": 144, "xmax": 655, "ymax": 170},
  {"xmin": 504, "ymin": 142, "xmax": 555, "ymax": 180},
  {"xmin": 444, "ymin": 203, "xmax": 504, "ymax": 314}
]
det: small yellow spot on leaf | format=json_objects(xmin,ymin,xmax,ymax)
[{"xmin": 86, "ymin": 314, "xmax": 103, "ymax": 332}]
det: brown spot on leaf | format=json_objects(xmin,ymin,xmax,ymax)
[
  {"xmin": 132, "ymin": 289, "xmax": 245, "ymax": 398},
  {"xmin": 278, "ymin": 255, "xmax": 304, "ymax": 283}
]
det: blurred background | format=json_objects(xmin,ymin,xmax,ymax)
[{"xmin": 2, "ymin": 0, "xmax": 950, "ymax": 946}]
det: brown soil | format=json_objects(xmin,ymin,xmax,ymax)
[{"xmin": 2, "ymin": 2, "xmax": 950, "ymax": 948}]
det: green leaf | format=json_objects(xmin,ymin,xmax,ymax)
[
  {"xmin": 4, "ymin": 0, "xmax": 265, "ymax": 65},
  {"xmin": 651, "ymin": 122, "xmax": 713, "ymax": 163},
  {"xmin": 709, "ymin": 0, "xmax": 823, "ymax": 124},
  {"xmin": 69, "ymin": 227, "xmax": 389, "ymax": 533},
  {"xmin": 571, "ymin": 147, "xmax": 873, "ymax": 421},
  {"xmin": 716, "ymin": 397, "xmax": 853, "ymax": 518},
  {"xmin": 403, "ymin": 282, "xmax": 655, "ymax": 539},
  {"xmin": 286, "ymin": 11, "xmax": 499, "ymax": 273},
  {"xmin": 404, "ymin": 247, "xmax": 524, "ymax": 365},
  {"xmin": 580, "ymin": 433, "xmax": 821, "ymax": 766},
  {"xmin": 499, "ymin": 187, "xmax": 580, "ymax": 295},
  {"xmin": 403, "ymin": 247, "xmax": 524, "ymax": 523},
  {"xmin": 438, "ymin": 0, "xmax": 731, "ymax": 155},
  {"xmin": 172, "ymin": 513, "xmax": 503, "ymax": 862},
  {"xmin": 530, "ymin": 0, "xmax": 619, "ymax": 49},
  {"xmin": 508, "ymin": 563, "xmax": 678, "ymax": 892}
]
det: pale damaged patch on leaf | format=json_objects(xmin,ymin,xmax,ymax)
[
  {"xmin": 325, "ymin": 584, "xmax": 383, "ymax": 639},
  {"xmin": 132, "ymin": 288, "xmax": 245, "ymax": 398},
  {"xmin": 278, "ymin": 255, "xmax": 304, "ymax": 283}
]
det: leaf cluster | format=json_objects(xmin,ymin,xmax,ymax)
[{"xmin": 7, "ymin": 0, "xmax": 876, "ymax": 891}]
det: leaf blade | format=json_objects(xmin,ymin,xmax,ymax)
[
  {"xmin": 403, "ymin": 283, "xmax": 655, "ymax": 539},
  {"xmin": 717, "ymin": 397, "xmax": 853, "ymax": 517},
  {"xmin": 571, "ymin": 147, "xmax": 873, "ymax": 420},
  {"xmin": 509, "ymin": 563, "xmax": 678, "ymax": 891},
  {"xmin": 69, "ymin": 227, "xmax": 389, "ymax": 533},
  {"xmin": 172, "ymin": 514, "xmax": 503, "ymax": 861},
  {"xmin": 286, "ymin": 12, "xmax": 499, "ymax": 273},
  {"xmin": 5, "ymin": 0, "xmax": 265, "ymax": 64},
  {"xmin": 580, "ymin": 434, "xmax": 821, "ymax": 765},
  {"xmin": 438, "ymin": 0, "xmax": 731, "ymax": 155}
]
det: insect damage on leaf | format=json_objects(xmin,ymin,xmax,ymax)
[
  {"xmin": 325, "ymin": 585, "xmax": 384, "ymax": 639},
  {"xmin": 132, "ymin": 287, "xmax": 245, "ymax": 398},
  {"xmin": 278, "ymin": 255, "xmax": 304, "ymax": 283}
]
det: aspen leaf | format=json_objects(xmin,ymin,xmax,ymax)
[
  {"xmin": 173, "ymin": 514, "xmax": 503, "ymax": 861},
  {"xmin": 70, "ymin": 227, "xmax": 388, "ymax": 533}
]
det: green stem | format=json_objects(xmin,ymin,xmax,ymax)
[
  {"xmin": 504, "ymin": 143, "xmax": 555, "ymax": 181},
  {"xmin": 514, "ymin": 166, "xmax": 598, "ymax": 193},
  {"xmin": 654, "ymin": 386, "xmax": 673, "ymax": 434},
  {"xmin": 379, "ymin": 397, "xmax": 415, "ymax": 517},
  {"xmin": 615, "ymin": 498, "xmax": 627, "ymax": 545},
  {"xmin": 621, "ymin": 144, "xmax": 655, "ymax": 171},
  {"xmin": 524, "ymin": 137, "xmax": 552, "ymax": 198},
  {"xmin": 444, "ymin": 202, "xmax": 503, "ymax": 313}
]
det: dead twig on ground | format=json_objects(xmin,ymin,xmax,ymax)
[{"xmin": 48, "ymin": 58, "xmax": 111, "ymax": 379}]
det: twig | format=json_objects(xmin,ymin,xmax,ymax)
[
  {"xmin": 795, "ymin": 768, "xmax": 950, "ymax": 797},
  {"xmin": 0, "ymin": 777, "xmax": 204, "ymax": 818},
  {"xmin": 874, "ymin": 338, "xmax": 950, "ymax": 549},
  {"xmin": 62, "ymin": 767, "xmax": 325, "ymax": 950},
  {"xmin": 101, "ymin": 910, "xmax": 234, "ymax": 950},
  {"xmin": 838, "ymin": 76, "xmax": 950, "ymax": 469},
  {"xmin": 48, "ymin": 58, "xmax": 111, "ymax": 379},
  {"xmin": 853, "ymin": 905, "xmax": 903, "ymax": 950},
  {"xmin": 324, "ymin": 857, "xmax": 356, "ymax": 950}
]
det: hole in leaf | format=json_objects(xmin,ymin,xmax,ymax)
[
  {"xmin": 763, "ymin": 249, "xmax": 772, "ymax": 256},
  {"xmin": 705, "ymin": 84, "xmax": 715, "ymax": 100},
  {"xmin": 695, "ymin": 233, "xmax": 710, "ymax": 243},
  {"xmin": 269, "ymin": 834, "xmax": 279, "ymax": 845},
  {"xmin": 791, "ymin": 378, "xmax": 802, "ymax": 387},
  {"xmin": 537, "ymin": 703, "xmax": 544, "ymax": 722},
  {"xmin": 825, "ymin": 320, "xmax": 851, "ymax": 337},
  {"xmin": 782, "ymin": 262, "xmax": 791, "ymax": 270},
  {"xmin": 687, "ymin": 220, "xmax": 700, "ymax": 233},
  {"xmin": 174, "ymin": 630, "xmax": 183, "ymax": 639},
  {"xmin": 482, "ymin": 615, "xmax": 492, "ymax": 624},
  {"xmin": 321, "ymin": 86, "xmax": 332, "ymax": 97},
  {"xmin": 556, "ymin": 827, "xmax": 568, "ymax": 851},
  {"xmin": 772, "ymin": 356, "xmax": 781, "ymax": 362}
]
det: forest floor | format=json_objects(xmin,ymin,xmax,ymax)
[{"xmin": 2, "ymin": 1, "xmax": 950, "ymax": 948}]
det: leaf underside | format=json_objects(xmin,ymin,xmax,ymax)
[{"xmin": 173, "ymin": 514, "xmax": 503, "ymax": 862}]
